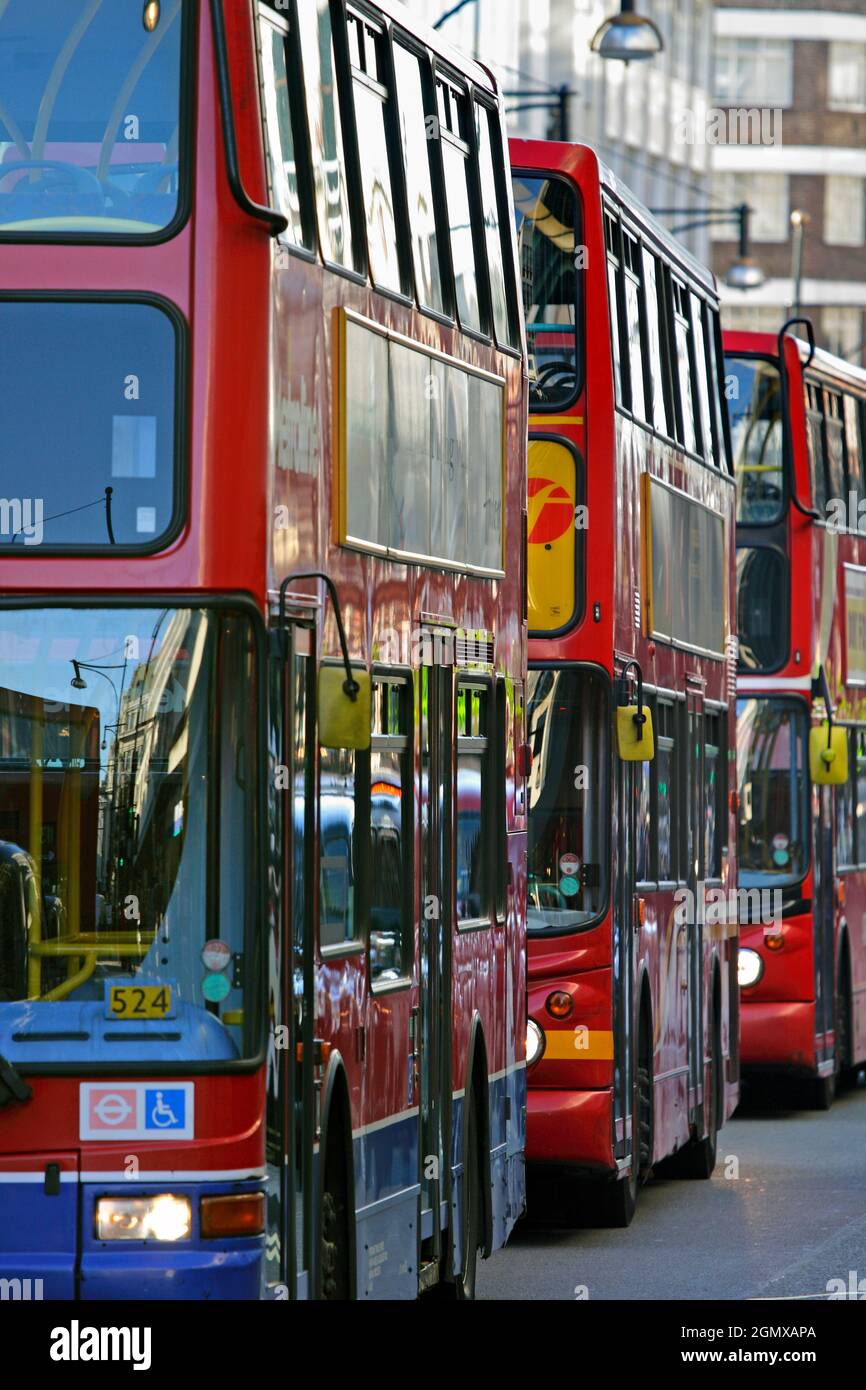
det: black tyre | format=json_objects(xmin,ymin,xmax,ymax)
[{"xmin": 319, "ymin": 1138, "xmax": 351, "ymax": 1300}]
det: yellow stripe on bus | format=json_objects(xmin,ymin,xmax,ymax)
[
  {"xmin": 530, "ymin": 415, "xmax": 584, "ymax": 426},
  {"xmin": 542, "ymin": 1029, "xmax": 614, "ymax": 1061}
]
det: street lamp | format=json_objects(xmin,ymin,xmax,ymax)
[
  {"xmin": 590, "ymin": 0, "xmax": 664, "ymax": 63},
  {"xmin": 790, "ymin": 209, "xmax": 810, "ymax": 318},
  {"xmin": 650, "ymin": 203, "xmax": 765, "ymax": 290}
]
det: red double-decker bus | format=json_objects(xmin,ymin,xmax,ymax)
[
  {"xmin": 511, "ymin": 139, "xmax": 739, "ymax": 1226},
  {"xmin": 0, "ymin": 0, "xmax": 527, "ymax": 1300},
  {"xmin": 728, "ymin": 322, "xmax": 866, "ymax": 1108}
]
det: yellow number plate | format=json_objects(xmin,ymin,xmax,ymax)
[{"xmin": 108, "ymin": 985, "xmax": 172, "ymax": 1019}]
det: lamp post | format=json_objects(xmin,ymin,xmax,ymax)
[
  {"xmin": 789, "ymin": 209, "xmax": 810, "ymax": 318},
  {"xmin": 432, "ymin": 0, "xmax": 481, "ymax": 56},
  {"xmin": 505, "ymin": 83, "xmax": 575, "ymax": 142},
  {"xmin": 650, "ymin": 203, "xmax": 765, "ymax": 290}
]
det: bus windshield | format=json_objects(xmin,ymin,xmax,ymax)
[
  {"xmin": 0, "ymin": 605, "xmax": 259, "ymax": 1067},
  {"xmin": 526, "ymin": 666, "xmax": 607, "ymax": 932},
  {"xmin": 737, "ymin": 696, "xmax": 809, "ymax": 888},
  {"xmin": 726, "ymin": 356, "xmax": 784, "ymax": 526},
  {"xmin": 0, "ymin": 0, "xmax": 185, "ymax": 238},
  {"xmin": 513, "ymin": 173, "xmax": 581, "ymax": 410}
]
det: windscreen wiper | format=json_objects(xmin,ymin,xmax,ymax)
[{"xmin": 0, "ymin": 1054, "xmax": 32, "ymax": 1107}]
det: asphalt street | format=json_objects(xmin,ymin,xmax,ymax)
[{"xmin": 478, "ymin": 1079, "xmax": 866, "ymax": 1301}]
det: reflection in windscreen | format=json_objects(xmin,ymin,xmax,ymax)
[
  {"xmin": 512, "ymin": 174, "xmax": 580, "ymax": 409},
  {"xmin": 0, "ymin": 0, "xmax": 184, "ymax": 237},
  {"xmin": 726, "ymin": 357, "xmax": 783, "ymax": 525},
  {"xmin": 737, "ymin": 697, "xmax": 808, "ymax": 887},
  {"xmin": 0, "ymin": 607, "xmax": 258, "ymax": 1066},
  {"xmin": 527, "ymin": 667, "xmax": 607, "ymax": 931}
]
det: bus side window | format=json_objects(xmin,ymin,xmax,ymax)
[
  {"xmin": 704, "ymin": 711, "xmax": 724, "ymax": 880},
  {"xmin": 347, "ymin": 8, "xmax": 403, "ymax": 294},
  {"xmin": 837, "ymin": 729, "xmax": 856, "ymax": 868},
  {"xmin": 691, "ymin": 293, "xmax": 716, "ymax": 466},
  {"xmin": 605, "ymin": 210, "xmax": 625, "ymax": 408},
  {"xmin": 844, "ymin": 394, "xmax": 865, "ymax": 528},
  {"xmin": 392, "ymin": 41, "xmax": 446, "ymax": 314},
  {"xmin": 456, "ymin": 683, "xmax": 492, "ymax": 924},
  {"xmin": 435, "ymin": 74, "xmax": 483, "ymax": 333},
  {"xmin": 256, "ymin": 4, "xmax": 315, "ymax": 251},
  {"xmin": 296, "ymin": 0, "xmax": 358, "ymax": 271},
  {"xmin": 823, "ymin": 389, "xmax": 846, "ymax": 510},
  {"xmin": 622, "ymin": 229, "xmax": 648, "ymax": 424},
  {"xmin": 805, "ymin": 382, "xmax": 828, "ymax": 512},
  {"xmin": 369, "ymin": 677, "xmax": 413, "ymax": 984},
  {"xmin": 642, "ymin": 248, "xmax": 669, "ymax": 437},
  {"xmin": 856, "ymin": 730, "xmax": 866, "ymax": 864},
  {"xmin": 671, "ymin": 277, "xmax": 697, "ymax": 456},
  {"xmin": 475, "ymin": 99, "xmax": 519, "ymax": 349},
  {"xmin": 655, "ymin": 699, "xmax": 678, "ymax": 883}
]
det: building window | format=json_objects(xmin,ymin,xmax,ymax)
[
  {"xmin": 711, "ymin": 172, "xmax": 788, "ymax": 244},
  {"xmin": 828, "ymin": 42, "xmax": 866, "ymax": 112},
  {"xmin": 825, "ymin": 175, "xmax": 866, "ymax": 247},
  {"xmin": 824, "ymin": 308, "xmax": 864, "ymax": 366},
  {"xmin": 714, "ymin": 36, "xmax": 792, "ymax": 108}
]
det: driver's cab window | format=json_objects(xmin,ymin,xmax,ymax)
[
  {"xmin": 0, "ymin": 0, "xmax": 186, "ymax": 240},
  {"xmin": 512, "ymin": 171, "xmax": 580, "ymax": 409}
]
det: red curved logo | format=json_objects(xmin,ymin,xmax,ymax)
[{"xmin": 528, "ymin": 476, "xmax": 574, "ymax": 544}]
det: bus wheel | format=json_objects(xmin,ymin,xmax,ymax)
[{"xmin": 320, "ymin": 1142, "xmax": 350, "ymax": 1300}]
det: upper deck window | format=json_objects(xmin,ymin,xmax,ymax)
[
  {"xmin": 436, "ymin": 76, "xmax": 482, "ymax": 332},
  {"xmin": 726, "ymin": 355, "xmax": 783, "ymax": 525},
  {"xmin": 393, "ymin": 43, "xmax": 444, "ymax": 315},
  {"xmin": 513, "ymin": 173, "xmax": 580, "ymax": 409},
  {"xmin": 0, "ymin": 0, "xmax": 186, "ymax": 241},
  {"xmin": 0, "ymin": 298, "xmax": 180, "ymax": 550},
  {"xmin": 348, "ymin": 9, "xmax": 402, "ymax": 293},
  {"xmin": 296, "ymin": 0, "xmax": 356, "ymax": 271}
]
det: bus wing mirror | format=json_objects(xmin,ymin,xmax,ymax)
[
  {"xmin": 318, "ymin": 666, "xmax": 371, "ymax": 751},
  {"xmin": 616, "ymin": 705, "xmax": 654, "ymax": 763},
  {"xmin": 809, "ymin": 723, "xmax": 848, "ymax": 785}
]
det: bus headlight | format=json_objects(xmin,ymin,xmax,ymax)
[
  {"xmin": 96, "ymin": 1194, "xmax": 191, "ymax": 1242},
  {"xmin": 527, "ymin": 1018, "xmax": 545, "ymax": 1067},
  {"xmin": 738, "ymin": 948, "xmax": 764, "ymax": 989}
]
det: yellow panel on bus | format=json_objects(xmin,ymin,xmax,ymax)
[{"xmin": 527, "ymin": 439, "xmax": 576, "ymax": 632}]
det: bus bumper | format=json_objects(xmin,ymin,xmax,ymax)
[
  {"xmin": 526, "ymin": 1088, "xmax": 613, "ymax": 1172},
  {"xmin": 740, "ymin": 999, "xmax": 816, "ymax": 1073},
  {"xmin": 79, "ymin": 1181, "xmax": 264, "ymax": 1300}
]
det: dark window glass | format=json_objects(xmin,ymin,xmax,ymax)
[
  {"xmin": 0, "ymin": 605, "xmax": 259, "ymax": 1064},
  {"xmin": 349, "ymin": 12, "xmax": 401, "ymax": 292},
  {"xmin": 691, "ymin": 295, "xmax": 715, "ymax": 464},
  {"xmin": 526, "ymin": 667, "xmax": 608, "ymax": 932},
  {"xmin": 369, "ymin": 678, "xmax": 411, "ymax": 982},
  {"xmin": 705, "ymin": 713, "xmax": 723, "ymax": 879},
  {"xmin": 393, "ymin": 44, "xmax": 444, "ymax": 313},
  {"xmin": 635, "ymin": 758, "xmax": 652, "ymax": 882},
  {"xmin": 824, "ymin": 390, "xmax": 846, "ymax": 506},
  {"xmin": 844, "ymin": 395, "xmax": 865, "ymax": 522},
  {"xmin": 0, "ymin": 300, "xmax": 177, "ymax": 549},
  {"xmin": 0, "ymin": 0, "xmax": 185, "ymax": 239},
  {"xmin": 672, "ymin": 279, "xmax": 697, "ymax": 453},
  {"xmin": 512, "ymin": 173, "xmax": 579, "ymax": 408},
  {"xmin": 856, "ymin": 730, "xmax": 866, "ymax": 864},
  {"xmin": 258, "ymin": 6, "xmax": 309, "ymax": 249},
  {"xmin": 456, "ymin": 685, "xmax": 489, "ymax": 922},
  {"xmin": 656, "ymin": 701, "xmax": 677, "ymax": 881},
  {"xmin": 737, "ymin": 696, "xmax": 809, "ymax": 888},
  {"xmin": 436, "ymin": 78, "xmax": 481, "ymax": 331},
  {"xmin": 737, "ymin": 545, "xmax": 787, "ymax": 670},
  {"xmin": 297, "ymin": 0, "xmax": 355, "ymax": 269},
  {"xmin": 607, "ymin": 257, "xmax": 624, "ymax": 407},
  {"xmin": 642, "ymin": 249, "xmax": 668, "ymax": 435},
  {"xmin": 623, "ymin": 251, "xmax": 646, "ymax": 421},
  {"xmin": 725, "ymin": 355, "xmax": 783, "ymax": 524},
  {"xmin": 475, "ymin": 101, "xmax": 514, "ymax": 347},
  {"xmin": 319, "ymin": 744, "xmax": 359, "ymax": 949},
  {"xmin": 806, "ymin": 383, "xmax": 827, "ymax": 512},
  {"xmin": 837, "ymin": 732, "xmax": 856, "ymax": 868}
]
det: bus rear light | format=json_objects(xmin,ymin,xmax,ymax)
[
  {"xmin": 96, "ymin": 1194, "xmax": 191, "ymax": 1242},
  {"xmin": 546, "ymin": 990, "xmax": 573, "ymax": 1020},
  {"xmin": 200, "ymin": 1193, "xmax": 266, "ymax": 1239}
]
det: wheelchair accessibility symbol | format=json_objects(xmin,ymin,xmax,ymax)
[
  {"xmin": 145, "ymin": 1088, "xmax": 185, "ymax": 1131},
  {"xmin": 80, "ymin": 1082, "xmax": 194, "ymax": 1140}
]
